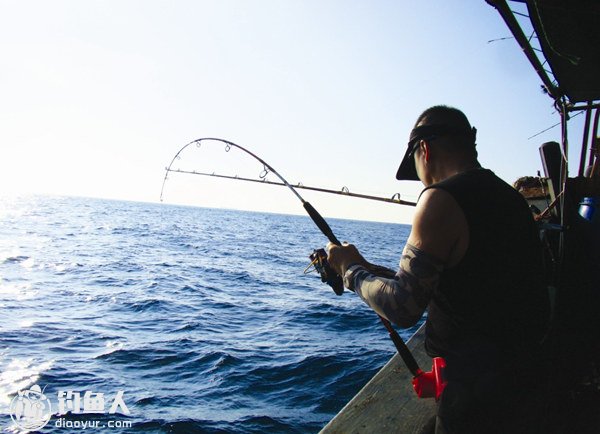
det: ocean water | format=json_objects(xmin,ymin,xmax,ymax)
[{"xmin": 0, "ymin": 195, "xmax": 419, "ymax": 433}]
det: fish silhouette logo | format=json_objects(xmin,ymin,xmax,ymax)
[{"xmin": 10, "ymin": 384, "xmax": 52, "ymax": 430}]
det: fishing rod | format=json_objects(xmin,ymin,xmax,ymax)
[
  {"xmin": 163, "ymin": 168, "xmax": 416, "ymax": 207},
  {"xmin": 162, "ymin": 138, "xmax": 444, "ymax": 398},
  {"xmin": 160, "ymin": 138, "xmax": 416, "ymax": 207}
]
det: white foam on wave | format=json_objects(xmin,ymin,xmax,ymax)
[
  {"xmin": 16, "ymin": 319, "xmax": 36, "ymax": 328},
  {"xmin": 20, "ymin": 257, "xmax": 36, "ymax": 269},
  {"xmin": 96, "ymin": 340, "xmax": 125, "ymax": 358},
  {"xmin": 0, "ymin": 353, "xmax": 54, "ymax": 410},
  {"xmin": 0, "ymin": 282, "xmax": 37, "ymax": 300}
]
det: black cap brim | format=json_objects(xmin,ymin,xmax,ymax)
[
  {"xmin": 395, "ymin": 145, "xmax": 419, "ymax": 181},
  {"xmin": 395, "ymin": 124, "xmax": 477, "ymax": 181}
]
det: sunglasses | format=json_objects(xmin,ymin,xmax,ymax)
[{"xmin": 408, "ymin": 135, "xmax": 437, "ymax": 157}]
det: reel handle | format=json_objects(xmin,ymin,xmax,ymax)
[
  {"xmin": 303, "ymin": 201, "xmax": 344, "ymax": 295},
  {"xmin": 309, "ymin": 249, "xmax": 344, "ymax": 295}
]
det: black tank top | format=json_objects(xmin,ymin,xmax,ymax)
[{"xmin": 422, "ymin": 169, "xmax": 549, "ymax": 378}]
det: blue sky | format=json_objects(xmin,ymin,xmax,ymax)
[{"xmin": 0, "ymin": 1, "xmax": 584, "ymax": 223}]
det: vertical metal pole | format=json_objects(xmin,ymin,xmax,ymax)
[
  {"xmin": 588, "ymin": 108, "xmax": 600, "ymax": 170},
  {"xmin": 578, "ymin": 104, "xmax": 592, "ymax": 177},
  {"xmin": 558, "ymin": 100, "xmax": 568, "ymax": 267}
]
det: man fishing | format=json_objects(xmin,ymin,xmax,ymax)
[{"xmin": 327, "ymin": 105, "xmax": 550, "ymax": 433}]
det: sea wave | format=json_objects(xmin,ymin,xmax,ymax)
[{"xmin": 0, "ymin": 196, "xmax": 410, "ymax": 433}]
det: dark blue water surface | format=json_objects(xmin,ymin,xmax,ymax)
[{"xmin": 0, "ymin": 196, "xmax": 418, "ymax": 433}]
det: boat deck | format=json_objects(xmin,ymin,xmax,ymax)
[{"xmin": 320, "ymin": 324, "xmax": 436, "ymax": 434}]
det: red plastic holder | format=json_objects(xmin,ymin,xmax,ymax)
[{"xmin": 412, "ymin": 357, "xmax": 447, "ymax": 401}]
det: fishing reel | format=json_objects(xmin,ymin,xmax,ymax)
[{"xmin": 305, "ymin": 248, "xmax": 344, "ymax": 296}]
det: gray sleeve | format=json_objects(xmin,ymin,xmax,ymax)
[{"xmin": 344, "ymin": 244, "xmax": 443, "ymax": 328}]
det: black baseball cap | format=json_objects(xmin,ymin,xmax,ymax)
[{"xmin": 395, "ymin": 124, "xmax": 477, "ymax": 180}]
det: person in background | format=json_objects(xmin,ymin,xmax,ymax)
[{"xmin": 327, "ymin": 105, "xmax": 549, "ymax": 433}]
